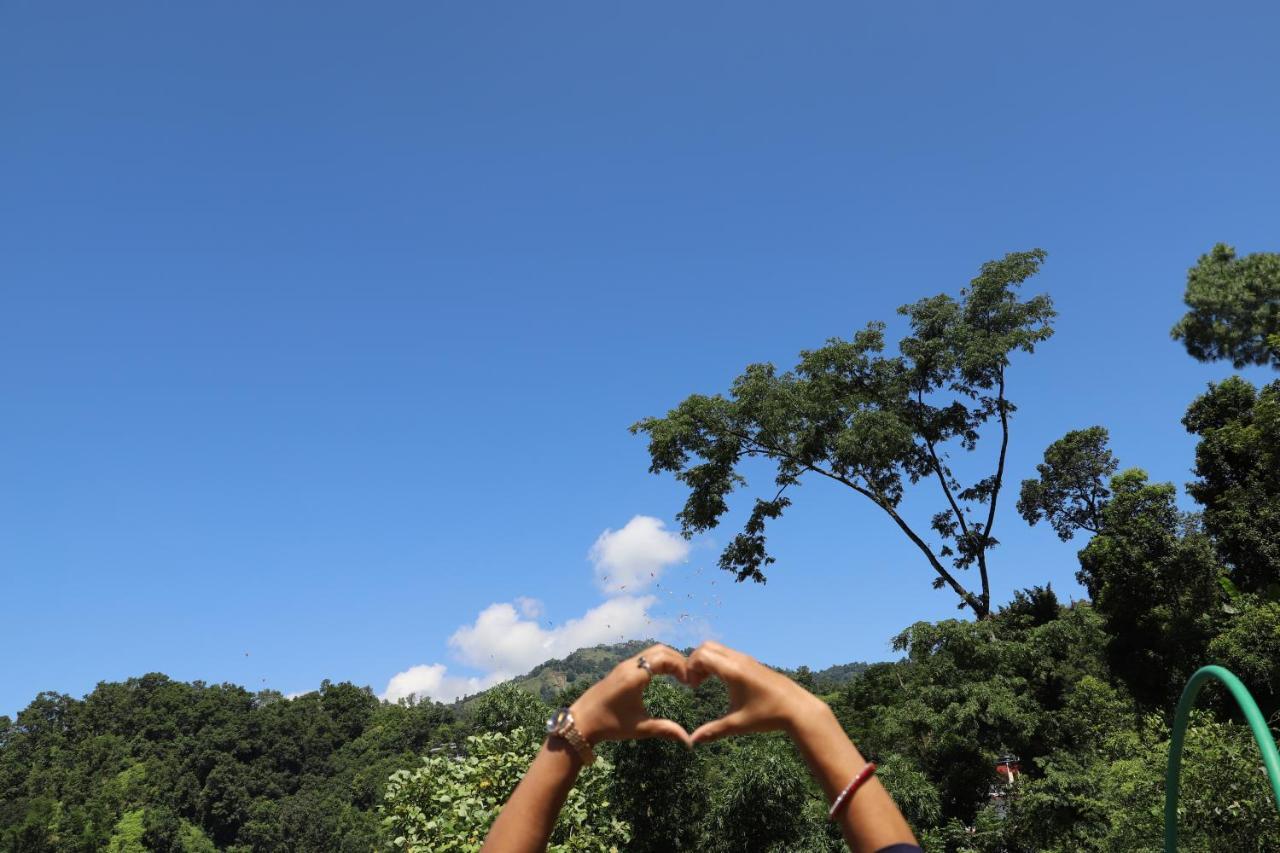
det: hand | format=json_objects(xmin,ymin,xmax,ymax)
[
  {"xmin": 686, "ymin": 640, "xmax": 828, "ymax": 744},
  {"xmin": 569, "ymin": 644, "xmax": 693, "ymax": 747}
]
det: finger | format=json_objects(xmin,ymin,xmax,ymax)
[
  {"xmin": 688, "ymin": 644, "xmax": 737, "ymax": 683},
  {"xmin": 701, "ymin": 640, "xmax": 754, "ymax": 667},
  {"xmin": 684, "ymin": 650, "xmax": 714, "ymax": 688},
  {"xmin": 690, "ymin": 709, "xmax": 751, "ymax": 745},
  {"xmin": 639, "ymin": 645, "xmax": 689, "ymax": 682},
  {"xmin": 634, "ymin": 717, "xmax": 693, "ymax": 747}
]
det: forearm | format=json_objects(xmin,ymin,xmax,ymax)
[
  {"xmin": 480, "ymin": 738, "xmax": 581, "ymax": 853},
  {"xmin": 787, "ymin": 700, "xmax": 917, "ymax": 853}
]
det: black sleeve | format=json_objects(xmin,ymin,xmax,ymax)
[{"xmin": 875, "ymin": 846, "xmax": 924, "ymax": 853}]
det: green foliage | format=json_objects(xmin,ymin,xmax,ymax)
[
  {"xmin": 1147, "ymin": 712, "xmax": 1280, "ymax": 852},
  {"xmin": 1172, "ymin": 243, "xmax": 1280, "ymax": 370},
  {"xmin": 0, "ymin": 675, "xmax": 459, "ymax": 851},
  {"xmin": 469, "ymin": 683, "xmax": 551, "ymax": 735},
  {"xmin": 1079, "ymin": 712, "xmax": 1280, "ymax": 853},
  {"xmin": 835, "ymin": 596, "xmax": 1280, "ymax": 852},
  {"xmin": 106, "ymin": 809, "xmax": 147, "ymax": 852},
  {"xmin": 5, "ymin": 635, "xmax": 1280, "ymax": 853},
  {"xmin": 809, "ymin": 661, "xmax": 872, "ymax": 693},
  {"xmin": 1017, "ymin": 426, "xmax": 1117, "ymax": 540},
  {"xmin": 606, "ymin": 679, "xmax": 707, "ymax": 853},
  {"xmin": 1183, "ymin": 376, "xmax": 1280, "ymax": 593},
  {"xmin": 700, "ymin": 735, "xmax": 824, "ymax": 853},
  {"xmin": 1076, "ymin": 470, "xmax": 1222, "ymax": 710},
  {"xmin": 874, "ymin": 755, "xmax": 943, "ymax": 836},
  {"xmin": 380, "ymin": 727, "xmax": 628, "ymax": 853},
  {"xmin": 1207, "ymin": 596, "xmax": 1280, "ymax": 718},
  {"xmin": 632, "ymin": 250, "xmax": 1055, "ymax": 618},
  {"xmin": 141, "ymin": 806, "xmax": 180, "ymax": 851},
  {"xmin": 836, "ymin": 597, "xmax": 1120, "ymax": 832}
]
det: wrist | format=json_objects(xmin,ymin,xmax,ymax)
[
  {"xmin": 567, "ymin": 699, "xmax": 600, "ymax": 744},
  {"xmin": 543, "ymin": 731, "xmax": 588, "ymax": 771},
  {"xmin": 784, "ymin": 694, "xmax": 841, "ymax": 742},
  {"xmin": 548, "ymin": 704, "xmax": 598, "ymax": 765}
]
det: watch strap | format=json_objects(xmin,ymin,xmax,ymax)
[{"xmin": 553, "ymin": 716, "xmax": 596, "ymax": 765}]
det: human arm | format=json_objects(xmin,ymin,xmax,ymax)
[
  {"xmin": 480, "ymin": 645, "xmax": 692, "ymax": 853},
  {"xmin": 687, "ymin": 641, "xmax": 918, "ymax": 853}
]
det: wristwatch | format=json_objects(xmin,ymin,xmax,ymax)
[{"xmin": 546, "ymin": 707, "xmax": 595, "ymax": 765}]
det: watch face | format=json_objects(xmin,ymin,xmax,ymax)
[{"xmin": 546, "ymin": 707, "xmax": 571, "ymax": 734}]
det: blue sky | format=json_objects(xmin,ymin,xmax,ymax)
[{"xmin": 3, "ymin": 1, "xmax": 1278, "ymax": 713}]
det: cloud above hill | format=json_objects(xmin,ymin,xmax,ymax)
[
  {"xmin": 589, "ymin": 515, "xmax": 689, "ymax": 594},
  {"xmin": 382, "ymin": 663, "xmax": 496, "ymax": 705},
  {"xmin": 381, "ymin": 515, "xmax": 690, "ymax": 703},
  {"xmin": 448, "ymin": 595, "xmax": 658, "ymax": 677}
]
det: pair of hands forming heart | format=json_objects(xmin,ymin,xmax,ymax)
[
  {"xmin": 490, "ymin": 641, "xmax": 920, "ymax": 853},
  {"xmin": 567, "ymin": 641, "xmax": 827, "ymax": 749}
]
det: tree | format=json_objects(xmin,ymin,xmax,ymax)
[
  {"xmin": 318, "ymin": 680, "xmax": 379, "ymax": 741},
  {"xmin": 1172, "ymin": 243, "xmax": 1280, "ymax": 370},
  {"xmin": 1182, "ymin": 376, "xmax": 1280, "ymax": 594},
  {"xmin": 469, "ymin": 684, "xmax": 550, "ymax": 735},
  {"xmin": 632, "ymin": 250, "xmax": 1055, "ymax": 618},
  {"xmin": 1076, "ymin": 470, "xmax": 1221, "ymax": 711},
  {"xmin": 607, "ymin": 679, "xmax": 707, "ymax": 853},
  {"xmin": 790, "ymin": 666, "xmax": 817, "ymax": 692},
  {"xmin": 1207, "ymin": 596, "xmax": 1280, "ymax": 718},
  {"xmin": 0, "ymin": 671, "xmax": 466, "ymax": 853},
  {"xmin": 831, "ymin": 596, "xmax": 1119, "ymax": 836},
  {"xmin": 699, "ymin": 735, "xmax": 821, "ymax": 853},
  {"xmin": 1017, "ymin": 426, "xmax": 1118, "ymax": 540},
  {"xmin": 1088, "ymin": 712, "xmax": 1280, "ymax": 852}
]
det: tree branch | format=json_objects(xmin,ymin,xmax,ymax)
[
  {"xmin": 977, "ymin": 367, "xmax": 1010, "ymax": 613},
  {"xmin": 715, "ymin": 423, "xmax": 988, "ymax": 618},
  {"xmin": 917, "ymin": 387, "xmax": 973, "ymax": 541},
  {"xmin": 872, "ymin": 494, "xmax": 989, "ymax": 617}
]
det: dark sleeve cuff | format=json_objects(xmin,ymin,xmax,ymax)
[{"xmin": 875, "ymin": 846, "xmax": 923, "ymax": 853}]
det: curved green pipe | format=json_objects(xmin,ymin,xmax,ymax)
[{"xmin": 1164, "ymin": 665, "xmax": 1280, "ymax": 851}]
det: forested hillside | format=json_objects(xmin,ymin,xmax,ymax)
[
  {"xmin": 0, "ymin": 645, "xmax": 871, "ymax": 851},
  {"xmin": 497, "ymin": 640, "xmax": 651, "ymax": 704}
]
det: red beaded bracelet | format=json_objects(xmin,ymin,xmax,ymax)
[{"xmin": 828, "ymin": 762, "xmax": 877, "ymax": 821}]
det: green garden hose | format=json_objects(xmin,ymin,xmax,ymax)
[{"xmin": 1164, "ymin": 665, "xmax": 1280, "ymax": 851}]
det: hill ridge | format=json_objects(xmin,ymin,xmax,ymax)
[{"xmin": 468, "ymin": 640, "xmax": 874, "ymax": 705}]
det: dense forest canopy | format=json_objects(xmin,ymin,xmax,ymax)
[
  {"xmin": 0, "ymin": 646, "xmax": 867, "ymax": 852},
  {"xmin": 6, "ymin": 245, "xmax": 1280, "ymax": 852}
]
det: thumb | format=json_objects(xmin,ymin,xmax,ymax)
[
  {"xmin": 635, "ymin": 717, "xmax": 693, "ymax": 748},
  {"xmin": 690, "ymin": 710, "xmax": 750, "ymax": 745}
]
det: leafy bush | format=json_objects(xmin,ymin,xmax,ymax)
[{"xmin": 380, "ymin": 727, "xmax": 628, "ymax": 853}]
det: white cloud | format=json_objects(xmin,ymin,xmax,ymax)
[
  {"xmin": 514, "ymin": 596, "xmax": 543, "ymax": 619},
  {"xmin": 380, "ymin": 515, "xmax": 693, "ymax": 704},
  {"xmin": 447, "ymin": 595, "xmax": 661, "ymax": 683},
  {"xmin": 382, "ymin": 595, "xmax": 665, "ymax": 703},
  {"xmin": 589, "ymin": 515, "xmax": 689, "ymax": 594},
  {"xmin": 448, "ymin": 602, "xmax": 553, "ymax": 675},
  {"xmin": 548, "ymin": 595, "xmax": 660, "ymax": 657},
  {"xmin": 382, "ymin": 663, "xmax": 500, "ymax": 704}
]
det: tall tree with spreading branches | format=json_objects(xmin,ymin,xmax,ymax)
[{"xmin": 632, "ymin": 251, "xmax": 1055, "ymax": 619}]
